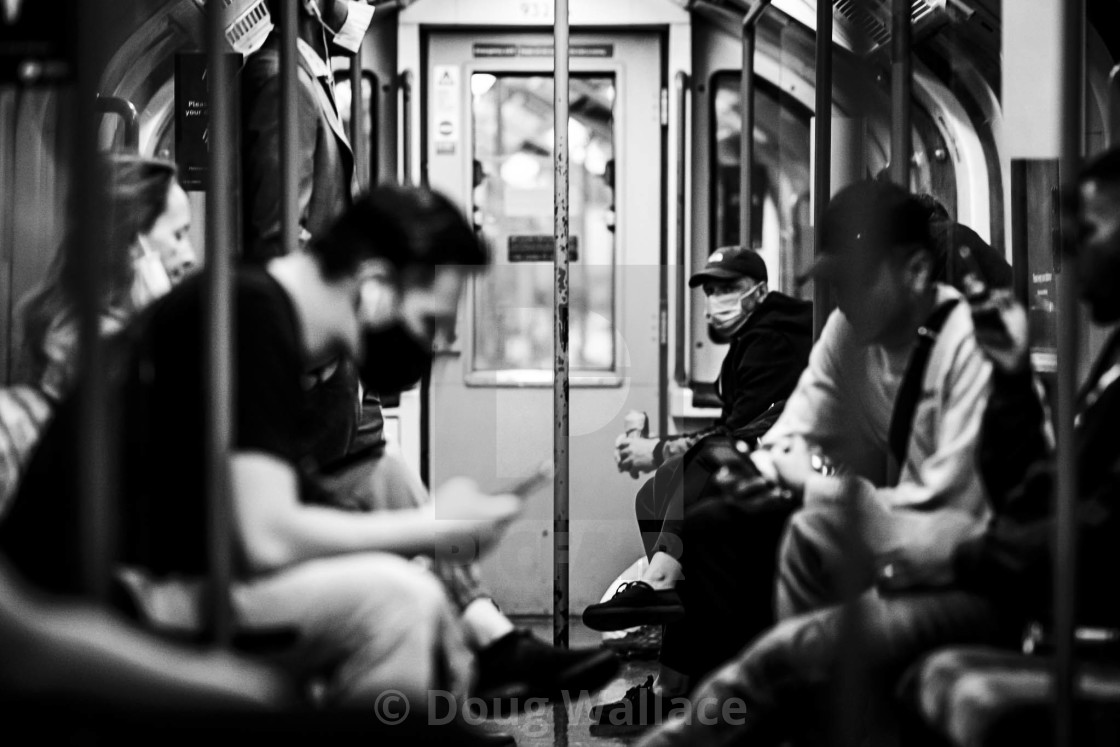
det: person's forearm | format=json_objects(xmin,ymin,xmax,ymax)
[
  {"xmin": 0, "ymin": 572, "xmax": 291, "ymax": 711},
  {"xmin": 41, "ymin": 610, "xmax": 292, "ymax": 710},
  {"xmin": 242, "ymin": 503, "xmax": 438, "ymax": 572}
]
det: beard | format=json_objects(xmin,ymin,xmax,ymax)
[{"xmin": 707, "ymin": 323, "xmax": 735, "ymax": 344}]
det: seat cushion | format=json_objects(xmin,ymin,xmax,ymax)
[{"xmin": 901, "ymin": 646, "xmax": 1120, "ymax": 747}]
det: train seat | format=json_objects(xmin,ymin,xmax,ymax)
[{"xmin": 899, "ymin": 646, "xmax": 1120, "ymax": 746}]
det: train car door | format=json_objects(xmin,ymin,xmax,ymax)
[{"xmin": 423, "ymin": 31, "xmax": 664, "ymax": 613}]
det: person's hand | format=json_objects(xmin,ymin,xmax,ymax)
[
  {"xmin": 766, "ymin": 435, "xmax": 814, "ymax": 498},
  {"xmin": 432, "ymin": 478, "xmax": 522, "ymax": 561},
  {"xmin": 617, "ymin": 437, "xmax": 659, "ymax": 476},
  {"xmin": 970, "ymin": 289, "xmax": 1029, "ymax": 373},
  {"xmin": 874, "ymin": 510, "xmax": 985, "ymax": 593}
]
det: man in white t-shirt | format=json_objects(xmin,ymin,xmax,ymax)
[{"xmin": 639, "ymin": 180, "xmax": 1002, "ymax": 746}]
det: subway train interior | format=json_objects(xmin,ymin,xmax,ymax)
[{"xmin": 1, "ymin": 0, "xmax": 1120, "ymax": 744}]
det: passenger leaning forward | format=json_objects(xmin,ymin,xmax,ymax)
[
  {"xmin": 639, "ymin": 180, "xmax": 1001, "ymax": 745},
  {"xmin": 0, "ymin": 187, "xmax": 536, "ymax": 714}
]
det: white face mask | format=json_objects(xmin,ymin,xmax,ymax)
[
  {"xmin": 305, "ymin": 0, "xmax": 375, "ymax": 54},
  {"xmin": 705, "ymin": 283, "xmax": 763, "ymax": 331},
  {"xmin": 130, "ymin": 236, "xmax": 173, "ymax": 310}
]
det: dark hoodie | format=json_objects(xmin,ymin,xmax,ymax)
[
  {"xmin": 658, "ymin": 291, "xmax": 813, "ymax": 463},
  {"xmin": 718, "ymin": 290, "xmax": 814, "ymax": 434}
]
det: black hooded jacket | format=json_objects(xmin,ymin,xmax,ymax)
[{"xmin": 659, "ymin": 291, "xmax": 813, "ymax": 463}]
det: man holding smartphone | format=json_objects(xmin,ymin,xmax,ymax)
[{"xmin": 639, "ymin": 180, "xmax": 1003, "ymax": 745}]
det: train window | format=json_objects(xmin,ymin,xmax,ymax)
[
  {"xmin": 469, "ymin": 74, "xmax": 616, "ymax": 374},
  {"xmin": 710, "ymin": 73, "xmax": 812, "ymax": 295}
]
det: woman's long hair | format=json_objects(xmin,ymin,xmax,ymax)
[{"xmin": 18, "ymin": 155, "xmax": 179, "ymax": 384}]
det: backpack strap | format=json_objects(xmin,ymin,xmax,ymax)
[{"xmin": 888, "ymin": 299, "xmax": 961, "ymax": 470}]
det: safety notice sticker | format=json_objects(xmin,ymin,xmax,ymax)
[{"xmin": 433, "ymin": 64, "xmax": 460, "ymax": 153}]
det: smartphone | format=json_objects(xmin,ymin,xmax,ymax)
[
  {"xmin": 497, "ymin": 459, "xmax": 555, "ymax": 500},
  {"xmin": 956, "ymin": 243, "xmax": 1015, "ymax": 348}
]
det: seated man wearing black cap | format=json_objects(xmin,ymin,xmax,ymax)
[
  {"xmin": 583, "ymin": 246, "xmax": 811, "ymax": 732},
  {"xmin": 638, "ymin": 180, "xmax": 1000, "ymax": 747}
]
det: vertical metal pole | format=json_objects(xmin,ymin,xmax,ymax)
[
  {"xmin": 812, "ymin": 0, "xmax": 833, "ymax": 338},
  {"xmin": 1055, "ymin": 0, "xmax": 1084, "ymax": 744},
  {"xmin": 889, "ymin": 0, "xmax": 912, "ymax": 187},
  {"xmin": 205, "ymin": 0, "xmax": 236, "ymax": 645},
  {"xmin": 401, "ymin": 70, "xmax": 413, "ymax": 185},
  {"xmin": 350, "ymin": 46, "xmax": 368, "ymax": 190},
  {"xmin": 280, "ymin": 0, "xmax": 299, "ymax": 252},
  {"xmin": 740, "ymin": 17, "xmax": 755, "ymax": 250},
  {"xmin": 833, "ymin": 10, "xmax": 871, "ymax": 745},
  {"xmin": 553, "ymin": 0, "xmax": 571, "ymax": 650},
  {"xmin": 739, "ymin": 1, "xmax": 770, "ymax": 251},
  {"xmin": 674, "ymin": 71, "xmax": 689, "ymax": 387},
  {"xmin": 75, "ymin": 0, "xmax": 113, "ymax": 603}
]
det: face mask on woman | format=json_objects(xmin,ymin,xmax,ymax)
[{"xmin": 130, "ymin": 235, "xmax": 173, "ymax": 310}]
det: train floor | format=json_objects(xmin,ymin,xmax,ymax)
[{"xmin": 488, "ymin": 616, "xmax": 660, "ymax": 746}]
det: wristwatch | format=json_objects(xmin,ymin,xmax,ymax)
[{"xmin": 810, "ymin": 451, "xmax": 836, "ymax": 476}]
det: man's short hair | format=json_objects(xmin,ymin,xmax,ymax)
[{"xmin": 311, "ymin": 185, "xmax": 489, "ymax": 284}]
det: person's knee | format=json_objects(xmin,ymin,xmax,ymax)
[
  {"xmin": 341, "ymin": 553, "xmax": 452, "ymax": 622},
  {"xmin": 749, "ymin": 612, "xmax": 837, "ymax": 688}
]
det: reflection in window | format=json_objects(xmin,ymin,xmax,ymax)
[
  {"xmin": 711, "ymin": 75, "xmax": 812, "ymax": 294},
  {"xmin": 471, "ymin": 75, "xmax": 616, "ymax": 373}
]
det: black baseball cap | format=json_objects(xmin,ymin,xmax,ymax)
[
  {"xmin": 689, "ymin": 246, "xmax": 768, "ymax": 288},
  {"xmin": 797, "ymin": 180, "xmax": 932, "ymax": 286}
]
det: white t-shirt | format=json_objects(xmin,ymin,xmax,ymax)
[{"xmin": 763, "ymin": 284, "xmax": 993, "ymax": 537}]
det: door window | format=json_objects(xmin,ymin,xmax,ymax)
[{"xmin": 470, "ymin": 74, "xmax": 616, "ymax": 373}]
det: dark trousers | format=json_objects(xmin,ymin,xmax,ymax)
[
  {"xmin": 634, "ymin": 436, "xmax": 750, "ymax": 562},
  {"xmin": 660, "ymin": 496, "xmax": 794, "ymax": 679},
  {"xmin": 631, "ymin": 436, "xmax": 795, "ymax": 680},
  {"xmin": 641, "ymin": 503, "xmax": 1008, "ymax": 747}
]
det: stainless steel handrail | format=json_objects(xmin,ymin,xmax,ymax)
[
  {"xmin": 1054, "ymin": 1, "xmax": 1085, "ymax": 743},
  {"xmin": 202, "ymin": 0, "xmax": 239, "ymax": 646},
  {"xmin": 674, "ymin": 71, "xmax": 689, "ymax": 387},
  {"xmin": 350, "ymin": 46, "xmax": 368, "ymax": 190},
  {"xmin": 552, "ymin": 0, "xmax": 571, "ymax": 651},
  {"xmin": 400, "ymin": 69, "xmax": 413, "ymax": 185},
  {"xmin": 811, "ymin": 0, "xmax": 833, "ymax": 340},
  {"xmin": 739, "ymin": 0, "xmax": 771, "ymax": 252},
  {"xmin": 94, "ymin": 94, "xmax": 139, "ymax": 152},
  {"xmin": 888, "ymin": 0, "xmax": 912, "ymax": 187},
  {"xmin": 75, "ymin": 0, "xmax": 114, "ymax": 604}
]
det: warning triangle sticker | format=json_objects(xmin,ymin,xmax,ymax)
[{"xmin": 439, "ymin": 70, "xmax": 454, "ymax": 85}]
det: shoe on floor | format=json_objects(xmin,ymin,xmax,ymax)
[
  {"xmin": 589, "ymin": 674, "xmax": 681, "ymax": 737},
  {"xmin": 582, "ymin": 581, "xmax": 684, "ymax": 631},
  {"xmin": 474, "ymin": 629, "xmax": 620, "ymax": 704}
]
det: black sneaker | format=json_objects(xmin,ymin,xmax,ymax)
[
  {"xmin": 582, "ymin": 581, "xmax": 684, "ymax": 631},
  {"xmin": 474, "ymin": 629, "xmax": 620, "ymax": 703},
  {"xmin": 589, "ymin": 675, "xmax": 680, "ymax": 737}
]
